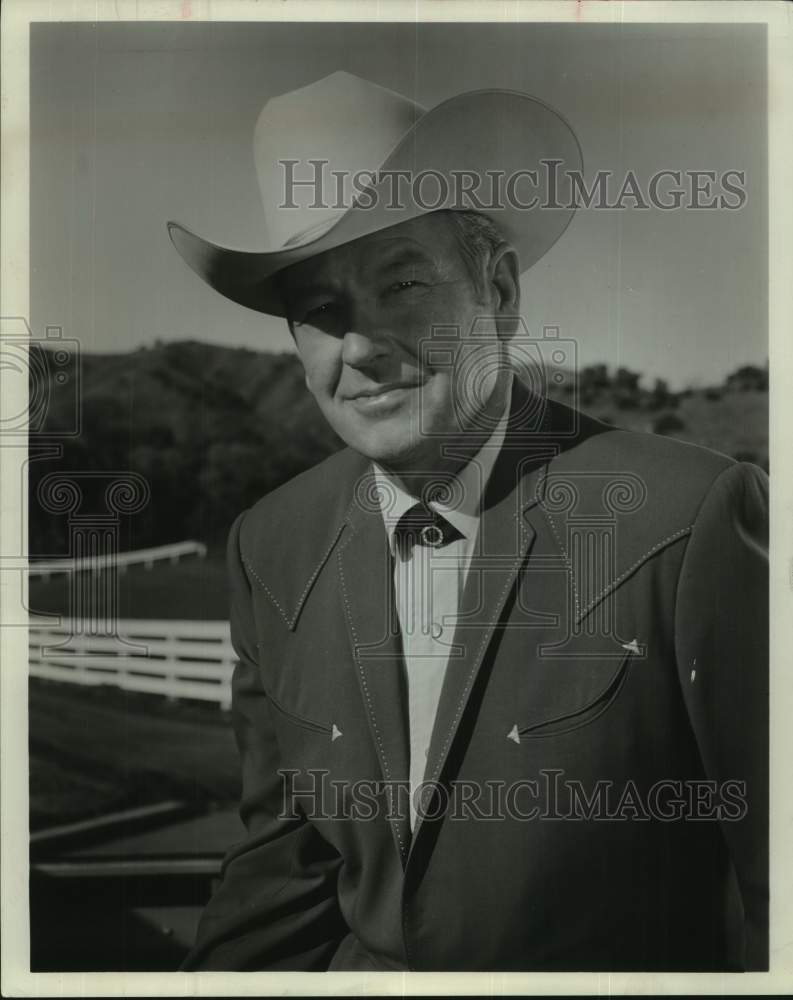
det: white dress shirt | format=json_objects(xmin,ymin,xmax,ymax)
[{"xmin": 373, "ymin": 381, "xmax": 513, "ymax": 830}]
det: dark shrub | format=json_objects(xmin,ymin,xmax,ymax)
[{"xmin": 653, "ymin": 413, "xmax": 686, "ymax": 435}]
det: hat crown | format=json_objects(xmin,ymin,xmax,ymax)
[{"xmin": 254, "ymin": 71, "xmax": 425, "ymax": 250}]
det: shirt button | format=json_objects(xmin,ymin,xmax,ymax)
[{"xmin": 431, "ymin": 622, "xmax": 443, "ymax": 639}]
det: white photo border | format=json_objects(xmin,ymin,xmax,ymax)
[{"xmin": 2, "ymin": 1, "xmax": 791, "ymax": 995}]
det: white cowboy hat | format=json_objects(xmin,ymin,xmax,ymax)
[{"xmin": 167, "ymin": 71, "xmax": 582, "ymax": 317}]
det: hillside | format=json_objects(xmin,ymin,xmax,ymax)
[
  {"xmin": 29, "ymin": 342, "xmax": 768, "ymax": 555},
  {"xmin": 30, "ymin": 341, "xmax": 343, "ymax": 555}
]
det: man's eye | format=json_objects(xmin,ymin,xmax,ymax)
[
  {"xmin": 296, "ymin": 303, "xmax": 332, "ymax": 325},
  {"xmin": 390, "ymin": 280, "xmax": 422, "ymax": 292}
]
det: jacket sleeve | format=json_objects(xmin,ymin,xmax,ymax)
[
  {"xmin": 674, "ymin": 461, "xmax": 769, "ymax": 971},
  {"xmin": 181, "ymin": 510, "xmax": 349, "ymax": 971}
]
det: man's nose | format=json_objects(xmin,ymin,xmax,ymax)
[
  {"xmin": 341, "ymin": 331, "xmax": 390, "ymax": 368},
  {"xmin": 340, "ymin": 303, "xmax": 391, "ymax": 368}
]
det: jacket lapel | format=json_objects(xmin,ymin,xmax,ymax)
[{"xmin": 337, "ymin": 482, "xmax": 413, "ymax": 865}]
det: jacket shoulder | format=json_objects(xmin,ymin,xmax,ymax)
[
  {"xmin": 542, "ymin": 395, "xmax": 734, "ymax": 488},
  {"xmin": 562, "ymin": 423, "xmax": 735, "ymax": 492},
  {"xmin": 239, "ymin": 445, "xmax": 367, "ymax": 550},
  {"xmin": 542, "ymin": 396, "xmax": 737, "ymax": 517},
  {"xmin": 538, "ymin": 423, "xmax": 740, "ymax": 619}
]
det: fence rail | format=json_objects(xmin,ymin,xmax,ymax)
[
  {"xmin": 28, "ymin": 616, "xmax": 235, "ymax": 709},
  {"xmin": 28, "ymin": 540, "xmax": 208, "ymax": 579}
]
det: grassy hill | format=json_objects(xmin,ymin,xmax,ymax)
[
  {"xmin": 30, "ymin": 341, "xmax": 343, "ymax": 556},
  {"xmin": 550, "ymin": 373, "xmax": 768, "ymax": 469}
]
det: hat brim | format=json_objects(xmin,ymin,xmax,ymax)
[{"xmin": 167, "ymin": 89, "xmax": 583, "ymax": 318}]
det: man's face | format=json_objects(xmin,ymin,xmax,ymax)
[{"xmin": 277, "ymin": 213, "xmax": 518, "ymax": 473}]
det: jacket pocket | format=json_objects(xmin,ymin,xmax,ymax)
[
  {"xmin": 514, "ymin": 649, "xmax": 633, "ymax": 741},
  {"xmin": 265, "ymin": 689, "xmax": 337, "ymax": 738}
]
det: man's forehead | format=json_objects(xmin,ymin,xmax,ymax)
[{"xmin": 279, "ymin": 214, "xmax": 457, "ymax": 290}]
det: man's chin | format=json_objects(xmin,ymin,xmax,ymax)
[
  {"xmin": 359, "ymin": 445, "xmax": 419, "ymax": 472},
  {"xmin": 349, "ymin": 432, "xmax": 428, "ymax": 473}
]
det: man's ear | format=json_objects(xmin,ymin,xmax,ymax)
[{"xmin": 488, "ymin": 244, "xmax": 521, "ymax": 340}]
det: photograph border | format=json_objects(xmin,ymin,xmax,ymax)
[{"xmin": 2, "ymin": 1, "xmax": 792, "ymax": 995}]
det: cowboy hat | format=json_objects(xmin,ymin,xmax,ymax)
[{"xmin": 167, "ymin": 71, "xmax": 582, "ymax": 318}]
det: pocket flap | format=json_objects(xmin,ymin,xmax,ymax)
[{"xmin": 508, "ymin": 627, "xmax": 637, "ymax": 735}]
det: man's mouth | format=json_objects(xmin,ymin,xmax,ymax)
[
  {"xmin": 349, "ymin": 380, "xmax": 423, "ymax": 400},
  {"xmin": 346, "ymin": 380, "xmax": 425, "ymax": 412}
]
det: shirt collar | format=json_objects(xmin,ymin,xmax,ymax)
[{"xmin": 373, "ymin": 377, "xmax": 513, "ymax": 554}]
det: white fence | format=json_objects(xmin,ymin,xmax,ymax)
[
  {"xmin": 28, "ymin": 541, "xmax": 208, "ymax": 580},
  {"xmin": 28, "ymin": 616, "xmax": 235, "ymax": 709}
]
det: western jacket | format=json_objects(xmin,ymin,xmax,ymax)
[{"xmin": 183, "ymin": 381, "xmax": 769, "ymax": 972}]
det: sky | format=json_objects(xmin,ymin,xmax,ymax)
[{"xmin": 30, "ymin": 20, "xmax": 767, "ymax": 389}]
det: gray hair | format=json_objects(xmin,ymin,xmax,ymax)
[{"xmin": 443, "ymin": 210, "xmax": 508, "ymax": 298}]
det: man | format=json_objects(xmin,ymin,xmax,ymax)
[{"xmin": 169, "ymin": 72, "xmax": 768, "ymax": 971}]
